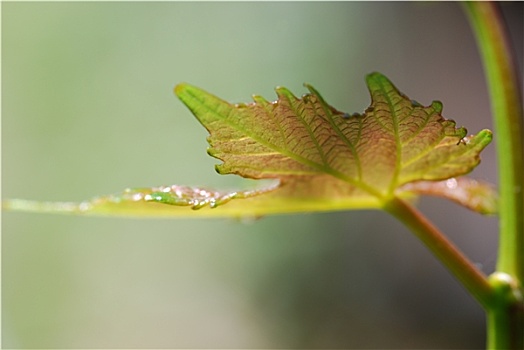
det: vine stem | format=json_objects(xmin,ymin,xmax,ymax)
[
  {"xmin": 463, "ymin": 1, "xmax": 523, "ymax": 284},
  {"xmin": 384, "ymin": 197, "xmax": 494, "ymax": 309},
  {"xmin": 463, "ymin": 3, "xmax": 524, "ymax": 349}
]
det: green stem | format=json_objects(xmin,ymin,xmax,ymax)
[
  {"xmin": 486, "ymin": 273, "xmax": 524, "ymax": 350},
  {"xmin": 384, "ymin": 197, "xmax": 494, "ymax": 309},
  {"xmin": 463, "ymin": 1, "xmax": 523, "ymax": 284},
  {"xmin": 463, "ymin": 2, "xmax": 524, "ymax": 349}
]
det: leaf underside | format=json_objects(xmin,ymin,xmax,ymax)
[{"xmin": 3, "ymin": 73, "xmax": 496, "ymax": 217}]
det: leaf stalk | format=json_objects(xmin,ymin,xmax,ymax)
[{"xmin": 384, "ymin": 197, "xmax": 494, "ymax": 309}]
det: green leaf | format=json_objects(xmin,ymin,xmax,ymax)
[{"xmin": 3, "ymin": 73, "xmax": 495, "ymax": 217}]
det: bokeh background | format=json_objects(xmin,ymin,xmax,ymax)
[{"xmin": 2, "ymin": 2, "xmax": 522, "ymax": 348}]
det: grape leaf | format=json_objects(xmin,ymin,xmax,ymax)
[
  {"xmin": 176, "ymin": 72, "xmax": 492, "ymax": 196},
  {"xmin": 3, "ymin": 73, "xmax": 496, "ymax": 217}
]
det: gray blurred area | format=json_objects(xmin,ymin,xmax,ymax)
[{"xmin": 2, "ymin": 2, "xmax": 522, "ymax": 348}]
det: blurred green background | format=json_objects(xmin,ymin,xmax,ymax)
[{"xmin": 2, "ymin": 2, "xmax": 522, "ymax": 348}]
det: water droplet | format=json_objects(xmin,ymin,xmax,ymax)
[
  {"xmin": 79, "ymin": 201, "xmax": 91, "ymax": 212},
  {"xmin": 445, "ymin": 178, "xmax": 458, "ymax": 189},
  {"xmin": 132, "ymin": 193, "xmax": 143, "ymax": 201}
]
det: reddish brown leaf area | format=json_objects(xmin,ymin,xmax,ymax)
[{"xmin": 176, "ymin": 73, "xmax": 493, "ymax": 202}]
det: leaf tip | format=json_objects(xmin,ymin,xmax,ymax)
[
  {"xmin": 477, "ymin": 129, "xmax": 493, "ymax": 145},
  {"xmin": 303, "ymin": 83, "xmax": 320, "ymax": 96},
  {"xmin": 174, "ymin": 83, "xmax": 189, "ymax": 97},
  {"xmin": 274, "ymin": 86, "xmax": 296, "ymax": 99},
  {"xmin": 480, "ymin": 128, "xmax": 493, "ymax": 138},
  {"xmin": 365, "ymin": 71, "xmax": 390, "ymax": 85},
  {"xmin": 366, "ymin": 71, "xmax": 386, "ymax": 79},
  {"xmin": 365, "ymin": 72, "xmax": 400, "ymax": 99},
  {"xmin": 431, "ymin": 100, "xmax": 443, "ymax": 113},
  {"xmin": 252, "ymin": 94, "xmax": 268, "ymax": 104}
]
